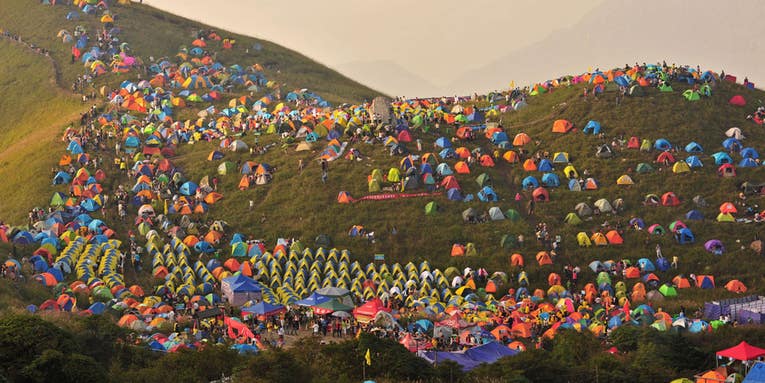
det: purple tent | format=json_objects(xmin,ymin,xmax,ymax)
[{"xmin": 704, "ymin": 239, "xmax": 725, "ymax": 253}]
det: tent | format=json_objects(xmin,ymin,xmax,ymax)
[
  {"xmin": 417, "ymin": 342, "xmax": 518, "ymax": 371},
  {"xmin": 744, "ymin": 362, "xmax": 765, "ymax": 383},
  {"xmin": 583, "ymin": 120, "xmax": 601, "ymax": 134},
  {"xmin": 221, "ymin": 274, "xmax": 262, "ymax": 306},
  {"xmin": 717, "ymin": 342, "xmax": 765, "ymax": 361},
  {"xmin": 552, "ymin": 119, "xmax": 573, "ymax": 133},
  {"xmin": 729, "ymin": 95, "xmax": 747, "ymax": 106}
]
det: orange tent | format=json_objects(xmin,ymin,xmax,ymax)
[
  {"xmin": 479, "ymin": 155, "xmax": 495, "ymax": 167},
  {"xmin": 673, "ymin": 276, "xmax": 691, "ymax": 288},
  {"xmin": 725, "ymin": 279, "xmax": 747, "ymax": 293},
  {"xmin": 485, "ymin": 280, "xmax": 497, "ymax": 293},
  {"xmin": 503, "ymin": 151, "xmax": 519, "ymax": 163},
  {"xmin": 117, "ymin": 314, "xmax": 139, "ymax": 327},
  {"xmin": 512, "ymin": 133, "xmax": 531, "ymax": 146},
  {"xmin": 510, "ymin": 253, "xmax": 524, "ymax": 267},
  {"xmin": 508, "ymin": 341, "xmax": 526, "ymax": 351},
  {"xmin": 719, "ymin": 202, "xmax": 737, "ymax": 214},
  {"xmin": 337, "ymin": 191, "xmax": 353, "ymax": 203},
  {"xmin": 511, "ymin": 322, "xmax": 531, "ymax": 338},
  {"xmin": 547, "ymin": 273, "xmax": 561, "ymax": 286},
  {"xmin": 552, "ymin": 119, "xmax": 574, "ymax": 133},
  {"xmin": 224, "ymin": 258, "xmax": 241, "ymax": 272},
  {"xmin": 454, "ymin": 161, "xmax": 470, "ymax": 174},
  {"xmin": 605, "ymin": 230, "xmax": 623, "ymax": 244},
  {"xmin": 455, "ymin": 147, "xmax": 471, "ymax": 158},
  {"xmin": 624, "ymin": 267, "xmax": 641, "ymax": 279},
  {"xmin": 204, "ymin": 192, "xmax": 223, "ymax": 204},
  {"xmin": 451, "ymin": 244, "xmax": 465, "ymax": 257},
  {"xmin": 522, "ymin": 159, "xmax": 537, "ymax": 171},
  {"xmin": 491, "ymin": 325, "xmax": 512, "ymax": 340},
  {"xmin": 536, "ymin": 251, "xmax": 552, "ymax": 265},
  {"xmin": 238, "ymin": 175, "xmax": 250, "ymax": 190},
  {"xmin": 696, "ymin": 370, "xmax": 726, "ymax": 383},
  {"xmin": 59, "ymin": 154, "xmax": 72, "ymax": 166}
]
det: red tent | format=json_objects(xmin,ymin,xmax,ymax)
[
  {"xmin": 352, "ymin": 298, "xmax": 390, "ymax": 323},
  {"xmin": 716, "ymin": 341, "xmax": 765, "ymax": 361}
]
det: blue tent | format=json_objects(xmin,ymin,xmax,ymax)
[
  {"xmin": 491, "ymin": 132, "xmax": 508, "ymax": 144},
  {"xmin": 522, "ymin": 176, "xmax": 539, "ymax": 189},
  {"xmin": 194, "ymin": 241, "xmax": 216, "ymax": 253},
  {"xmin": 685, "ymin": 156, "xmax": 703, "ymax": 168},
  {"xmin": 685, "ymin": 210, "xmax": 704, "ymax": 220},
  {"xmin": 637, "ymin": 258, "xmax": 656, "ymax": 271},
  {"xmin": 676, "ymin": 228, "xmax": 695, "ymax": 244},
  {"xmin": 67, "ymin": 140, "xmax": 83, "ymax": 154},
  {"xmin": 684, "ymin": 142, "xmax": 704, "ymax": 153},
  {"xmin": 53, "ymin": 171, "xmax": 72, "ymax": 185},
  {"xmin": 743, "ymin": 362, "xmax": 765, "ymax": 383},
  {"xmin": 656, "ymin": 257, "xmax": 670, "ymax": 272},
  {"xmin": 712, "ymin": 152, "xmax": 733, "ymax": 165},
  {"xmin": 435, "ymin": 137, "xmax": 451, "ymax": 148},
  {"xmin": 439, "ymin": 148, "xmax": 456, "ymax": 159},
  {"xmin": 541, "ymin": 173, "xmax": 560, "ymax": 187},
  {"xmin": 446, "ymin": 188, "xmax": 463, "ymax": 201},
  {"xmin": 722, "ymin": 137, "xmax": 742, "ymax": 150},
  {"xmin": 420, "ymin": 163, "xmax": 433, "ymax": 174},
  {"xmin": 739, "ymin": 158, "xmax": 758, "ymax": 168},
  {"xmin": 654, "ymin": 139, "xmax": 672, "ymax": 151},
  {"xmin": 88, "ymin": 302, "xmax": 105, "ymax": 315},
  {"xmin": 179, "ymin": 181, "xmax": 198, "ymax": 196},
  {"xmin": 477, "ymin": 186, "xmax": 498, "ymax": 202},
  {"xmin": 583, "ymin": 120, "xmax": 601, "ymax": 134},
  {"xmin": 537, "ymin": 159, "xmax": 553, "ymax": 172},
  {"xmin": 231, "ymin": 344, "xmax": 259, "ymax": 355},
  {"xmin": 742, "ymin": 147, "xmax": 760, "ymax": 159}
]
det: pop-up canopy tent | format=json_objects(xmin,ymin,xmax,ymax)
[{"xmin": 417, "ymin": 341, "xmax": 518, "ymax": 371}]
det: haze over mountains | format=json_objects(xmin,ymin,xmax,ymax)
[{"xmin": 448, "ymin": 0, "xmax": 765, "ymax": 96}]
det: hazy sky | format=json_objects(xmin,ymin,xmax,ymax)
[{"xmin": 143, "ymin": 0, "xmax": 604, "ymax": 96}]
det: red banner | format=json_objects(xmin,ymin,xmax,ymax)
[{"xmin": 352, "ymin": 192, "xmax": 441, "ymax": 203}]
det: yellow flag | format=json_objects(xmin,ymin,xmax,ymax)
[
  {"xmin": 365, "ymin": 349, "xmax": 371, "ymax": 366},
  {"xmin": 509, "ymin": 81, "xmax": 515, "ymax": 89}
]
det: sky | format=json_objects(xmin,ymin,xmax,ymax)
[
  {"xmin": 143, "ymin": 0, "xmax": 764, "ymax": 97},
  {"xmin": 142, "ymin": 0, "xmax": 604, "ymax": 96}
]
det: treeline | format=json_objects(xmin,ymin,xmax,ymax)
[{"xmin": 3, "ymin": 313, "xmax": 765, "ymax": 383}]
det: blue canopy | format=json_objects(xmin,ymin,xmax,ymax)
[
  {"xmin": 242, "ymin": 301, "xmax": 284, "ymax": 316},
  {"xmin": 296, "ymin": 291, "xmax": 331, "ymax": 306},
  {"xmin": 223, "ymin": 274, "xmax": 262, "ymax": 292}
]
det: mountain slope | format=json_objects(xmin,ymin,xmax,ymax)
[{"xmin": 0, "ymin": 39, "xmax": 84, "ymax": 222}]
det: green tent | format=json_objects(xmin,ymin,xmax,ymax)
[
  {"xmin": 564, "ymin": 212, "xmax": 582, "ymax": 225},
  {"xmin": 505, "ymin": 209, "xmax": 521, "ymax": 222},
  {"xmin": 368, "ymin": 179, "xmax": 381, "ymax": 193},
  {"xmin": 683, "ymin": 89, "xmax": 700, "ymax": 101},
  {"xmin": 476, "ymin": 173, "xmax": 491, "ymax": 187},
  {"xmin": 659, "ymin": 284, "xmax": 677, "ymax": 297},
  {"xmin": 596, "ymin": 272, "xmax": 611, "ymax": 286},
  {"xmin": 659, "ymin": 84, "xmax": 673, "ymax": 92},
  {"xmin": 500, "ymin": 234, "xmax": 517, "ymax": 249},
  {"xmin": 314, "ymin": 298, "xmax": 353, "ymax": 312},
  {"xmin": 636, "ymin": 163, "xmax": 654, "ymax": 173},
  {"xmin": 425, "ymin": 201, "xmax": 438, "ymax": 215},
  {"xmin": 218, "ymin": 161, "xmax": 235, "ymax": 175}
]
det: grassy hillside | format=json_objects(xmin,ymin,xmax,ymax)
[
  {"xmin": 0, "ymin": 0, "xmax": 381, "ymax": 105},
  {"xmin": 0, "ymin": 0, "xmax": 382, "ymax": 222},
  {"xmin": 169, "ymin": 79, "xmax": 765, "ymax": 307},
  {"xmin": 0, "ymin": 39, "xmax": 85, "ymax": 222}
]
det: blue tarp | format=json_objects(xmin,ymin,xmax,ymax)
[
  {"xmin": 296, "ymin": 292, "xmax": 331, "ymax": 306},
  {"xmin": 417, "ymin": 342, "xmax": 518, "ymax": 371}
]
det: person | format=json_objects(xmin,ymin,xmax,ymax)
[
  {"xmin": 655, "ymin": 244, "xmax": 663, "ymax": 259},
  {"xmin": 672, "ymin": 255, "xmax": 678, "ymax": 269},
  {"xmin": 248, "ymin": 200, "xmax": 254, "ymax": 211},
  {"xmin": 298, "ymin": 159, "xmax": 304, "ymax": 172}
]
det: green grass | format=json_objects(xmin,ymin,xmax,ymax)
[{"xmin": 0, "ymin": 39, "xmax": 85, "ymax": 223}]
